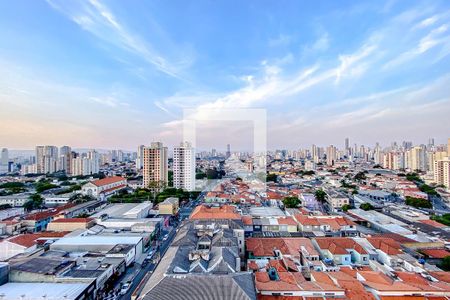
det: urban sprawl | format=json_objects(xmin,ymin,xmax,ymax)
[{"xmin": 0, "ymin": 138, "xmax": 450, "ymax": 299}]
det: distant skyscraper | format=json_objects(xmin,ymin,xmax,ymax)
[
  {"xmin": 173, "ymin": 142, "xmax": 196, "ymax": 191},
  {"xmin": 345, "ymin": 138, "xmax": 349, "ymax": 151},
  {"xmin": 448, "ymin": 138, "xmax": 450, "ymax": 158},
  {"xmin": 0, "ymin": 148, "xmax": 8, "ymax": 173},
  {"xmin": 226, "ymin": 144, "xmax": 231, "ymax": 158},
  {"xmin": 59, "ymin": 146, "xmax": 72, "ymax": 174},
  {"xmin": 326, "ymin": 145, "xmax": 337, "ymax": 166},
  {"xmin": 136, "ymin": 145, "xmax": 145, "ymax": 170},
  {"xmin": 143, "ymin": 142, "xmax": 168, "ymax": 187},
  {"xmin": 36, "ymin": 145, "xmax": 58, "ymax": 174}
]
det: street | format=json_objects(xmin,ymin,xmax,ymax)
[{"xmin": 120, "ymin": 226, "xmax": 177, "ymax": 300}]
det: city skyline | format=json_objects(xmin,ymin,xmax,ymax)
[{"xmin": 1, "ymin": 0, "xmax": 450, "ymax": 149}]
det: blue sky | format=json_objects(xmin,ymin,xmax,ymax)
[{"xmin": 0, "ymin": 0, "xmax": 449, "ymax": 150}]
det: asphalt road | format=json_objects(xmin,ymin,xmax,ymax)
[{"xmin": 120, "ymin": 227, "xmax": 177, "ymax": 300}]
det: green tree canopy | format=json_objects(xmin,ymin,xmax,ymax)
[{"xmin": 283, "ymin": 196, "xmax": 300, "ymax": 208}]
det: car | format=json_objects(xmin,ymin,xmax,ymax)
[
  {"xmin": 162, "ymin": 234, "xmax": 169, "ymax": 241},
  {"xmin": 120, "ymin": 282, "xmax": 131, "ymax": 295}
]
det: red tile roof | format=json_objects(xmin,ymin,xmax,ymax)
[
  {"xmin": 419, "ymin": 219, "xmax": 447, "ymax": 228},
  {"xmin": 367, "ymin": 237, "xmax": 402, "ymax": 255},
  {"xmin": 421, "ymin": 248, "xmax": 450, "ymax": 259},
  {"xmin": 7, "ymin": 231, "xmax": 69, "ymax": 248},
  {"xmin": 51, "ymin": 217, "xmax": 93, "ymax": 223},
  {"xmin": 91, "ymin": 176, "xmax": 125, "ymax": 187},
  {"xmin": 190, "ymin": 205, "xmax": 241, "ymax": 220},
  {"xmin": 315, "ymin": 237, "xmax": 367, "ymax": 255}
]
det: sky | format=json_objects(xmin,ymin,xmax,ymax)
[{"xmin": 0, "ymin": 0, "xmax": 449, "ymax": 151}]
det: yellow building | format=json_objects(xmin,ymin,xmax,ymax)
[
  {"xmin": 158, "ymin": 197, "xmax": 179, "ymax": 215},
  {"xmin": 47, "ymin": 218, "xmax": 95, "ymax": 232}
]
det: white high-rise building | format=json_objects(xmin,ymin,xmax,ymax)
[
  {"xmin": 136, "ymin": 145, "xmax": 145, "ymax": 170},
  {"xmin": 173, "ymin": 142, "xmax": 196, "ymax": 191},
  {"xmin": 143, "ymin": 142, "xmax": 168, "ymax": 188},
  {"xmin": 70, "ymin": 150, "xmax": 100, "ymax": 176}
]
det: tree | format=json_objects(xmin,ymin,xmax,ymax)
[
  {"xmin": 354, "ymin": 171, "xmax": 367, "ymax": 182},
  {"xmin": 148, "ymin": 180, "xmax": 166, "ymax": 203},
  {"xmin": 315, "ymin": 189, "xmax": 327, "ymax": 202},
  {"xmin": 440, "ymin": 256, "xmax": 450, "ymax": 271},
  {"xmin": 341, "ymin": 204, "xmax": 351, "ymax": 212},
  {"xmin": 360, "ymin": 203, "xmax": 374, "ymax": 211},
  {"xmin": 266, "ymin": 173, "xmax": 278, "ymax": 182},
  {"xmin": 283, "ymin": 196, "xmax": 300, "ymax": 208},
  {"xmin": 405, "ymin": 196, "xmax": 432, "ymax": 209},
  {"xmin": 23, "ymin": 193, "xmax": 44, "ymax": 211}
]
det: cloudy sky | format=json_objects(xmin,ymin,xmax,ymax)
[{"xmin": 0, "ymin": 0, "xmax": 449, "ymax": 151}]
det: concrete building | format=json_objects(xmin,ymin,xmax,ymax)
[
  {"xmin": 0, "ymin": 282, "xmax": 95, "ymax": 300},
  {"xmin": 158, "ymin": 197, "xmax": 179, "ymax": 215},
  {"xmin": 91, "ymin": 202, "xmax": 153, "ymax": 220},
  {"xmin": 0, "ymin": 148, "xmax": 8, "ymax": 173},
  {"xmin": 326, "ymin": 145, "xmax": 337, "ymax": 166},
  {"xmin": 173, "ymin": 142, "xmax": 196, "ymax": 191},
  {"xmin": 59, "ymin": 145, "xmax": 72, "ymax": 174},
  {"xmin": 434, "ymin": 158, "xmax": 450, "ymax": 190},
  {"xmin": 71, "ymin": 150, "xmax": 100, "ymax": 176},
  {"xmin": 142, "ymin": 142, "xmax": 168, "ymax": 188},
  {"xmin": 136, "ymin": 144, "xmax": 145, "ymax": 170},
  {"xmin": 47, "ymin": 217, "xmax": 96, "ymax": 231},
  {"xmin": 36, "ymin": 145, "xmax": 59, "ymax": 174}
]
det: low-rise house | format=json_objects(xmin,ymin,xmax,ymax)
[
  {"xmin": 294, "ymin": 215, "xmax": 357, "ymax": 237},
  {"xmin": 313, "ymin": 237, "xmax": 370, "ymax": 266},
  {"xmin": 324, "ymin": 189, "xmax": 349, "ymax": 211}
]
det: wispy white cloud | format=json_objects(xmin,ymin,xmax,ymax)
[
  {"xmin": 90, "ymin": 96, "xmax": 129, "ymax": 108},
  {"xmin": 383, "ymin": 23, "xmax": 449, "ymax": 70},
  {"xmin": 46, "ymin": 0, "xmax": 191, "ymax": 79}
]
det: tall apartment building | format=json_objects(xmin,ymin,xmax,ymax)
[
  {"xmin": 173, "ymin": 142, "xmax": 196, "ymax": 191},
  {"xmin": 326, "ymin": 145, "xmax": 337, "ymax": 166},
  {"xmin": 136, "ymin": 145, "xmax": 145, "ymax": 170},
  {"xmin": 71, "ymin": 150, "xmax": 100, "ymax": 176},
  {"xmin": 434, "ymin": 158, "xmax": 450, "ymax": 190},
  {"xmin": 59, "ymin": 146, "xmax": 72, "ymax": 175},
  {"xmin": 448, "ymin": 138, "xmax": 450, "ymax": 158},
  {"xmin": 407, "ymin": 146, "xmax": 426, "ymax": 172},
  {"xmin": 142, "ymin": 142, "xmax": 168, "ymax": 188},
  {"xmin": 36, "ymin": 145, "xmax": 59, "ymax": 174},
  {"xmin": 0, "ymin": 148, "xmax": 8, "ymax": 173}
]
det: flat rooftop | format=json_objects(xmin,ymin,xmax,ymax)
[{"xmin": 0, "ymin": 282, "xmax": 90, "ymax": 299}]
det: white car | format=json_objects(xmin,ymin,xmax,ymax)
[{"xmin": 120, "ymin": 283, "xmax": 131, "ymax": 295}]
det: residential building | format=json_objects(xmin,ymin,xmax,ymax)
[
  {"xmin": 434, "ymin": 157, "xmax": 450, "ymax": 189},
  {"xmin": 326, "ymin": 145, "xmax": 337, "ymax": 166},
  {"xmin": 36, "ymin": 145, "xmax": 59, "ymax": 174},
  {"xmin": 59, "ymin": 145, "xmax": 72, "ymax": 174},
  {"xmin": 136, "ymin": 144, "xmax": 145, "ymax": 170},
  {"xmin": 173, "ymin": 141, "xmax": 196, "ymax": 191},
  {"xmin": 142, "ymin": 142, "xmax": 168, "ymax": 188}
]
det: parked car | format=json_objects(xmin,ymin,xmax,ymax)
[{"xmin": 120, "ymin": 282, "xmax": 131, "ymax": 295}]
